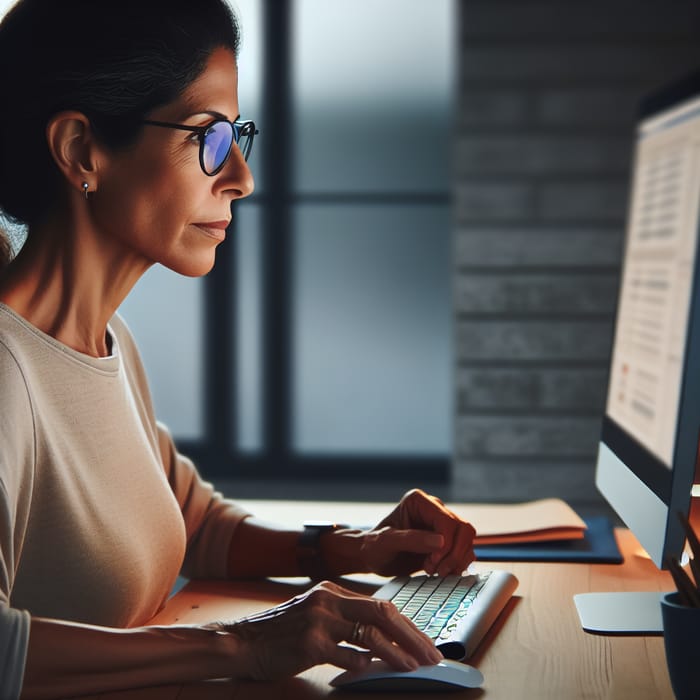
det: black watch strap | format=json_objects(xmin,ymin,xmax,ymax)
[{"xmin": 298, "ymin": 521, "xmax": 347, "ymax": 582}]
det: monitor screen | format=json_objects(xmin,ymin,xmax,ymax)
[
  {"xmin": 576, "ymin": 71, "xmax": 700, "ymax": 634},
  {"xmin": 606, "ymin": 92, "xmax": 700, "ymax": 469}
]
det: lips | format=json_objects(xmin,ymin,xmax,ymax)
[{"xmin": 193, "ymin": 220, "xmax": 230, "ymax": 240}]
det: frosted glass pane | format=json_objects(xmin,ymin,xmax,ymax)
[
  {"xmin": 233, "ymin": 204, "xmax": 263, "ymax": 452},
  {"xmin": 119, "ymin": 267, "xmax": 204, "ymax": 440},
  {"xmin": 229, "ymin": 0, "xmax": 264, "ymax": 187},
  {"xmin": 293, "ymin": 204, "xmax": 452, "ymax": 455},
  {"xmin": 292, "ymin": 0, "xmax": 456, "ymax": 193}
]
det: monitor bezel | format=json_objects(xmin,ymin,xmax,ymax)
[{"xmin": 597, "ymin": 69, "xmax": 700, "ymax": 566}]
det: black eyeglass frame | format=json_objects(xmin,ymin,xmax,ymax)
[{"xmin": 141, "ymin": 117, "xmax": 258, "ymax": 176}]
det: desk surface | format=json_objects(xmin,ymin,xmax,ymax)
[{"xmin": 81, "ymin": 500, "xmax": 676, "ymax": 700}]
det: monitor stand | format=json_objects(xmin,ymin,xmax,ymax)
[{"xmin": 574, "ymin": 591, "xmax": 670, "ymax": 634}]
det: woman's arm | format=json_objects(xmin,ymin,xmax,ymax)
[
  {"xmin": 226, "ymin": 516, "xmax": 365, "ymax": 579},
  {"xmin": 226, "ymin": 489, "xmax": 477, "ymax": 581},
  {"xmin": 22, "ymin": 581, "xmax": 442, "ymax": 698},
  {"xmin": 22, "ymin": 617, "xmax": 238, "ymax": 700}
]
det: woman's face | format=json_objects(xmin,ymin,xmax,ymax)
[{"xmin": 93, "ymin": 47, "xmax": 254, "ymax": 277}]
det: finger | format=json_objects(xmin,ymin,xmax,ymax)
[
  {"xmin": 308, "ymin": 584, "xmax": 442, "ymax": 668},
  {"xmin": 372, "ymin": 527, "xmax": 444, "ymax": 555},
  {"xmin": 326, "ymin": 609, "xmax": 419, "ymax": 671},
  {"xmin": 375, "ymin": 489, "xmax": 437, "ymax": 531},
  {"xmin": 399, "ymin": 493, "xmax": 470, "ymax": 562},
  {"xmin": 361, "ymin": 624, "xmax": 422, "ymax": 670},
  {"xmin": 342, "ymin": 616, "xmax": 435, "ymax": 671},
  {"xmin": 327, "ymin": 645, "xmax": 372, "ymax": 672},
  {"xmin": 403, "ymin": 489, "xmax": 454, "ymax": 530},
  {"xmin": 430, "ymin": 524, "xmax": 475, "ymax": 576},
  {"xmin": 423, "ymin": 517, "xmax": 459, "ymax": 575},
  {"xmin": 339, "ymin": 597, "xmax": 441, "ymax": 666},
  {"xmin": 451, "ymin": 521, "xmax": 477, "ymax": 570},
  {"xmin": 428, "ymin": 521, "xmax": 477, "ymax": 576},
  {"xmin": 316, "ymin": 581, "xmax": 441, "ymax": 661},
  {"xmin": 388, "ymin": 604, "xmax": 444, "ymax": 663}
]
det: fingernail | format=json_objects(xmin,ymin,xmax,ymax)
[{"xmin": 430, "ymin": 647, "xmax": 443, "ymax": 663}]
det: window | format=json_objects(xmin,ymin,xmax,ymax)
[{"xmin": 122, "ymin": 0, "xmax": 457, "ymax": 480}]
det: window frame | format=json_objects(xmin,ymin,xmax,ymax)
[{"xmin": 180, "ymin": 0, "xmax": 450, "ymax": 483}]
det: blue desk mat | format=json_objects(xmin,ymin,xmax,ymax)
[{"xmin": 473, "ymin": 516, "xmax": 623, "ymax": 564}]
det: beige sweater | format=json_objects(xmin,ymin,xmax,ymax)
[{"xmin": 0, "ymin": 303, "xmax": 250, "ymax": 698}]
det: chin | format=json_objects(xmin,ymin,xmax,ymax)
[{"xmin": 165, "ymin": 251, "xmax": 218, "ymax": 278}]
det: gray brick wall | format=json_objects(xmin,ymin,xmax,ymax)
[{"xmin": 453, "ymin": 1, "xmax": 700, "ymax": 507}]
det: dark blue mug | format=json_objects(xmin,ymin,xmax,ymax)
[{"xmin": 661, "ymin": 592, "xmax": 700, "ymax": 700}]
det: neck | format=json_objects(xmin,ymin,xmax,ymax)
[{"xmin": 0, "ymin": 216, "xmax": 150, "ymax": 358}]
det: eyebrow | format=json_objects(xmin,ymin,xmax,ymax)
[{"xmin": 191, "ymin": 110, "xmax": 241, "ymax": 123}]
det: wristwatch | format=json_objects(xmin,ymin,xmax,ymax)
[{"xmin": 298, "ymin": 520, "xmax": 348, "ymax": 582}]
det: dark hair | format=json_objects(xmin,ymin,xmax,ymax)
[
  {"xmin": 0, "ymin": 0, "xmax": 240, "ymax": 237},
  {"xmin": 0, "ymin": 229, "xmax": 11, "ymax": 270}
]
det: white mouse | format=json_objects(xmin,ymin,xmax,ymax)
[{"xmin": 330, "ymin": 658, "xmax": 484, "ymax": 692}]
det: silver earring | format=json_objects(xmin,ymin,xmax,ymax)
[{"xmin": 82, "ymin": 181, "xmax": 89, "ymax": 199}]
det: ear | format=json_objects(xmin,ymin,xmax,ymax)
[{"xmin": 45, "ymin": 111, "xmax": 102, "ymax": 198}]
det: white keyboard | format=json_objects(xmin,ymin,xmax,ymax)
[{"xmin": 373, "ymin": 570, "xmax": 518, "ymax": 660}]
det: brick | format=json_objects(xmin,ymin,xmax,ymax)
[
  {"xmin": 456, "ymin": 320, "xmax": 614, "ymax": 361},
  {"xmin": 455, "ymin": 183, "xmax": 535, "ymax": 221},
  {"xmin": 535, "ymin": 88, "xmax": 641, "ymax": 127},
  {"xmin": 460, "ymin": 45, "xmax": 700, "ymax": 83},
  {"xmin": 538, "ymin": 181, "xmax": 629, "ymax": 221},
  {"xmin": 456, "ymin": 367, "xmax": 608, "ymax": 412},
  {"xmin": 447, "ymin": 0, "xmax": 700, "ymax": 506},
  {"xmin": 457, "ymin": 90, "xmax": 529, "ymax": 128},
  {"xmin": 460, "ymin": 2, "xmax": 700, "ymax": 39},
  {"xmin": 451, "ymin": 460, "xmax": 601, "ymax": 503},
  {"xmin": 453, "ymin": 228, "xmax": 623, "ymax": 267},
  {"xmin": 455, "ymin": 135, "xmax": 630, "ymax": 176},
  {"xmin": 455, "ymin": 415, "xmax": 602, "ymax": 458},
  {"xmin": 454, "ymin": 273, "xmax": 618, "ymax": 314}
]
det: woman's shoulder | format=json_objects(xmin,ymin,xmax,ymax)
[
  {"xmin": 0, "ymin": 301, "xmax": 22, "ymax": 339},
  {"xmin": 0, "ymin": 307, "xmax": 36, "ymax": 466},
  {"xmin": 0, "ymin": 304, "xmax": 31, "ymax": 381},
  {"xmin": 0, "ymin": 303, "xmax": 118, "ymax": 374}
]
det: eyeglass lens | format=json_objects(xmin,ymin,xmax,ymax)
[{"xmin": 202, "ymin": 120, "xmax": 254, "ymax": 174}]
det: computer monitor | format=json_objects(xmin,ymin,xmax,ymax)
[{"xmin": 575, "ymin": 71, "xmax": 700, "ymax": 634}]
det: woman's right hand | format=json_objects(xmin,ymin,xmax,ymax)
[
  {"xmin": 217, "ymin": 580, "xmax": 443, "ymax": 681},
  {"xmin": 20, "ymin": 582, "xmax": 442, "ymax": 697}
]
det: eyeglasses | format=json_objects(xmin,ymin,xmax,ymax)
[{"xmin": 141, "ymin": 117, "xmax": 258, "ymax": 176}]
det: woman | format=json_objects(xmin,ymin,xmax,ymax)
[{"xmin": 0, "ymin": 0, "xmax": 476, "ymax": 697}]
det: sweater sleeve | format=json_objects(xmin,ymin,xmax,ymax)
[
  {"xmin": 0, "ymin": 483, "xmax": 30, "ymax": 700},
  {"xmin": 0, "ymin": 343, "xmax": 34, "ymax": 699},
  {"xmin": 157, "ymin": 423, "xmax": 251, "ymax": 579}
]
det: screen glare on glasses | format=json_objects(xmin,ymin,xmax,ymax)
[{"xmin": 141, "ymin": 117, "xmax": 258, "ymax": 176}]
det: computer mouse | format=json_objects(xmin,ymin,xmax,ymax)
[{"xmin": 330, "ymin": 658, "xmax": 484, "ymax": 692}]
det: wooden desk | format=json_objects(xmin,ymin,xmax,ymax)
[{"xmin": 81, "ymin": 501, "xmax": 677, "ymax": 700}]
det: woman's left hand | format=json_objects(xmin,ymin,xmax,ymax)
[{"xmin": 359, "ymin": 489, "xmax": 476, "ymax": 577}]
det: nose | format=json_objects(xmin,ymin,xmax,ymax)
[{"xmin": 219, "ymin": 142, "xmax": 255, "ymax": 200}]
